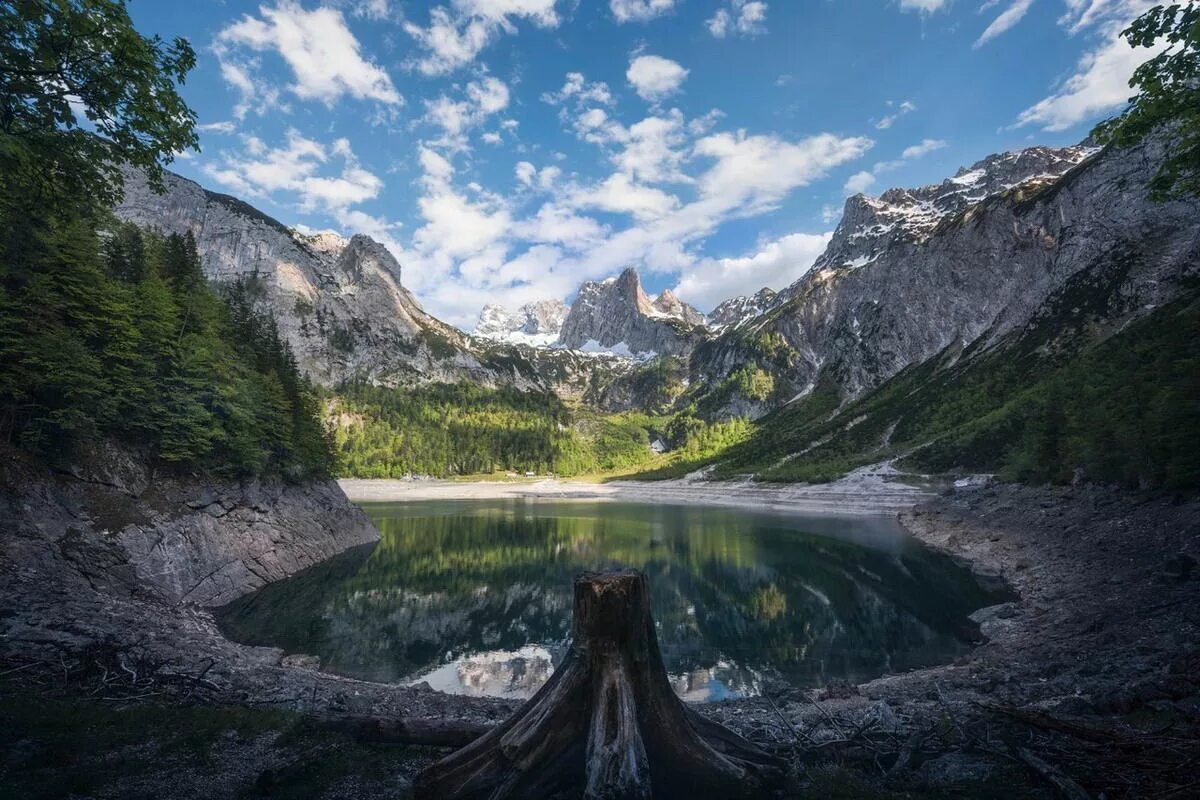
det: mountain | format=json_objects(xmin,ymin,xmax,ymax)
[
  {"xmin": 689, "ymin": 136, "xmax": 1198, "ymax": 420},
  {"xmin": 474, "ymin": 299, "xmax": 569, "ymax": 346},
  {"xmin": 558, "ymin": 268, "xmax": 706, "ymax": 357},
  {"xmin": 708, "ymin": 288, "xmax": 778, "ymax": 332},
  {"xmin": 114, "ymin": 168, "xmax": 557, "ymax": 389}
]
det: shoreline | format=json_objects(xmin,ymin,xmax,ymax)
[
  {"xmin": 4, "ymin": 475, "xmax": 1197, "ymax": 796},
  {"xmin": 338, "ymin": 462, "xmax": 933, "ymax": 517}
]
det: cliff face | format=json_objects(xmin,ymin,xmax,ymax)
[
  {"xmin": 558, "ymin": 268, "xmax": 706, "ymax": 357},
  {"xmin": 0, "ymin": 445, "xmax": 378, "ymax": 607},
  {"xmin": 115, "ymin": 169, "xmax": 500, "ymax": 388},
  {"xmin": 692, "ymin": 136, "xmax": 1200, "ymax": 410}
]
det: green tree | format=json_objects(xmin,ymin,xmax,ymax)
[
  {"xmin": 0, "ymin": 0, "xmax": 197, "ymax": 208},
  {"xmin": 1094, "ymin": 3, "xmax": 1200, "ymax": 198}
]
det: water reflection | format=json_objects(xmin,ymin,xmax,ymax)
[{"xmin": 218, "ymin": 500, "xmax": 1001, "ymax": 701}]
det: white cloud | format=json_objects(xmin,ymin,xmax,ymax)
[
  {"xmin": 610, "ymin": 0, "xmax": 679, "ymax": 23},
  {"xmin": 423, "ymin": 76, "xmax": 511, "ymax": 147},
  {"xmin": 707, "ymin": 1, "xmax": 769, "ymax": 38},
  {"xmin": 843, "ymin": 170, "xmax": 877, "ymax": 195},
  {"xmin": 204, "ymin": 129, "xmax": 383, "ymax": 211},
  {"xmin": 900, "ymin": 138, "xmax": 948, "ymax": 159},
  {"xmin": 575, "ymin": 173, "xmax": 680, "ymax": 220},
  {"xmin": 541, "ymin": 72, "xmax": 615, "ymax": 107},
  {"xmin": 626, "ymin": 55, "xmax": 689, "ymax": 102},
  {"xmin": 899, "ymin": 0, "xmax": 951, "ymax": 12},
  {"xmin": 694, "ymin": 132, "xmax": 873, "ymax": 211},
  {"xmin": 875, "ymin": 100, "xmax": 917, "ymax": 129},
  {"xmin": 848, "ymin": 137, "xmax": 947, "ymax": 192},
  {"xmin": 215, "ymin": 2, "xmax": 401, "ymax": 108},
  {"xmin": 674, "ymin": 232, "xmax": 832, "ymax": 311},
  {"xmin": 197, "ymin": 121, "xmax": 237, "ymax": 134},
  {"xmin": 403, "ymin": 1, "xmax": 561, "ymax": 75},
  {"xmin": 613, "ymin": 111, "xmax": 690, "ymax": 183},
  {"xmin": 1016, "ymin": 1, "xmax": 1161, "ymax": 131},
  {"xmin": 975, "ymin": 0, "xmax": 1035, "ymax": 47}
]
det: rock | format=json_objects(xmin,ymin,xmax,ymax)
[
  {"xmin": 918, "ymin": 752, "xmax": 999, "ymax": 786},
  {"xmin": 475, "ymin": 299, "xmax": 569, "ymax": 346},
  {"xmin": 558, "ymin": 267, "xmax": 705, "ymax": 357},
  {"xmin": 1160, "ymin": 553, "xmax": 1197, "ymax": 582},
  {"xmin": 690, "ymin": 135, "xmax": 1199, "ymax": 416},
  {"xmin": 281, "ymin": 653, "xmax": 321, "ymax": 670},
  {"xmin": 708, "ymin": 288, "xmax": 778, "ymax": 332}
]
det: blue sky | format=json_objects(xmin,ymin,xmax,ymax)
[{"xmin": 128, "ymin": 0, "xmax": 1158, "ymax": 326}]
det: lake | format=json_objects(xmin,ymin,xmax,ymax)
[{"xmin": 217, "ymin": 499, "xmax": 1001, "ymax": 702}]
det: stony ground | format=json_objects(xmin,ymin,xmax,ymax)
[{"xmin": 2, "ymin": 482, "xmax": 1197, "ymax": 799}]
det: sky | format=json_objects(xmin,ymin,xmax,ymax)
[{"xmin": 127, "ymin": 0, "xmax": 1163, "ymax": 327}]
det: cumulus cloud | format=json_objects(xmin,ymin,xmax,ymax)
[
  {"xmin": 610, "ymin": 0, "xmax": 679, "ymax": 23},
  {"xmin": 423, "ymin": 76, "xmax": 511, "ymax": 148},
  {"xmin": 1016, "ymin": 1, "xmax": 1162, "ymax": 131},
  {"xmin": 541, "ymin": 72, "xmax": 615, "ymax": 107},
  {"xmin": 203, "ymin": 129, "xmax": 383, "ymax": 211},
  {"xmin": 674, "ymin": 232, "xmax": 832, "ymax": 311},
  {"xmin": 403, "ymin": 1, "xmax": 562, "ymax": 75},
  {"xmin": 626, "ymin": 54, "xmax": 689, "ymax": 102},
  {"xmin": 707, "ymin": 1, "xmax": 769, "ymax": 38},
  {"xmin": 844, "ymin": 171, "xmax": 877, "ymax": 195},
  {"xmin": 214, "ymin": 2, "xmax": 401, "ymax": 112}
]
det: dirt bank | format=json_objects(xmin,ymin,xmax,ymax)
[{"xmin": 2, "ymin": 478, "xmax": 1197, "ymax": 798}]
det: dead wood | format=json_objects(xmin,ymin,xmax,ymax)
[{"xmin": 413, "ymin": 569, "xmax": 785, "ymax": 800}]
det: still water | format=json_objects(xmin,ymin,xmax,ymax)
[{"xmin": 218, "ymin": 500, "xmax": 999, "ymax": 702}]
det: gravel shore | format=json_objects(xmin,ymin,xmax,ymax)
[{"xmin": 3, "ymin": 480, "xmax": 1197, "ymax": 798}]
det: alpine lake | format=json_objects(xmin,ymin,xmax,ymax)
[{"xmin": 217, "ymin": 499, "xmax": 1004, "ymax": 702}]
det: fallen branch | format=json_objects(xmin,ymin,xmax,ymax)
[
  {"xmin": 307, "ymin": 713, "xmax": 494, "ymax": 748},
  {"xmin": 1016, "ymin": 747, "xmax": 1091, "ymax": 800}
]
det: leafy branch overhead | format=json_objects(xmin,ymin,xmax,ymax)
[
  {"xmin": 1094, "ymin": 2, "xmax": 1200, "ymax": 198},
  {"xmin": 0, "ymin": 0, "xmax": 197, "ymax": 206}
]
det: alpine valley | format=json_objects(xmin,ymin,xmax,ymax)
[{"xmin": 112, "ymin": 133, "xmax": 1199, "ymax": 487}]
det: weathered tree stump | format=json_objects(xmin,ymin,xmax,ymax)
[{"xmin": 414, "ymin": 569, "xmax": 784, "ymax": 799}]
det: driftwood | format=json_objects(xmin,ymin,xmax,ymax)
[{"xmin": 414, "ymin": 569, "xmax": 785, "ymax": 800}]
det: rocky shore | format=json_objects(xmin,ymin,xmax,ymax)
[{"xmin": 2, "ymin": 466, "xmax": 1197, "ymax": 798}]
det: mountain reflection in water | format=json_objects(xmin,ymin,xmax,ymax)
[{"xmin": 217, "ymin": 500, "xmax": 1001, "ymax": 702}]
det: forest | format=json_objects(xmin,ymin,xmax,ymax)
[{"xmin": 0, "ymin": 216, "xmax": 335, "ymax": 479}]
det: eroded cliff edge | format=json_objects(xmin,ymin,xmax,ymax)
[{"xmin": 0, "ymin": 445, "xmax": 379, "ymax": 608}]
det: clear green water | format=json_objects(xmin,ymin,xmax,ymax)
[{"xmin": 217, "ymin": 500, "xmax": 1001, "ymax": 702}]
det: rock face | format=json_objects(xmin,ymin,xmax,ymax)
[
  {"xmin": 694, "ymin": 136, "xmax": 1200, "ymax": 406},
  {"xmin": 115, "ymin": 169, "xmax": 494, "ymax": 387},
  {"xmin": 558, "ymin": 268, "xmax": 705, "ymax": 357},
  {"xmin": 708, "ymin": 288, "xmax": 778, "ymax": 332},
  {"xmin": 0, "ymin": 445, "xmax": 379, "ymax": 607},
  {"xmin": 475, "ymin": 299, "xmax": 569, "ymax": 346}
]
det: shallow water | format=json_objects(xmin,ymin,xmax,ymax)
[{"xmin": 218, "ymin": 499, "xmax": 1000, "ymax": 702}]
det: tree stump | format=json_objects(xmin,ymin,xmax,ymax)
[{"xmin": 414, "ymin": 569, "xmax": 785, "ymax": 799}]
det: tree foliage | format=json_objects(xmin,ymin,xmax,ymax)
[
  {"xmin": 0, "ymin": 218, "xmax": 336, "ymax": 478},
  {"xmin": 328, "ymin": 383, "xmax": 668, "ymax": 479},
  {"xmin": 1094, "ymin": 2, "xmax": 1200, "ymax": 198},
  {"xmin": 0, "ymin": 0, "xmax": 197, "ymax": 210}
]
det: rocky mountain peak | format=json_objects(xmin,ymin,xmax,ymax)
[
  {"xmin": 558, "ymin": 268, "xmax": 704, "ymax": 357},
  {"xmin": 708, "ymin": 287, "xmax": 778, "ymax": 332},
  {"xmin": 808, "ymin": 143, "xmax": 1099, "ymax": 279},
  {"xmin": 651, "ymin": 289, "xmax": 705, "ymax": 326},
  {"xmin": 475, "ymin": 299, "xmax": 569, "ymax": 346}
]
